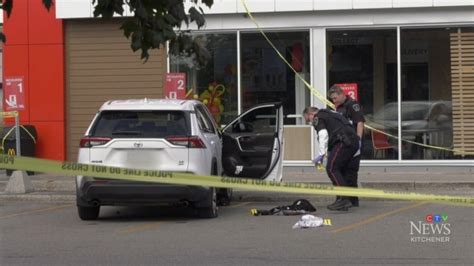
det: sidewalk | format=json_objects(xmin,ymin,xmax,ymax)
[{"xmin": 0, "ymin": 166, "xmax": 473, "ymax": 203}]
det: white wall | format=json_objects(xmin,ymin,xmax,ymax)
[
  {"xmin": 311, "ymin": 28, "xmax": 327, "ymax": 110},
  {"xmin": 199, "ymin": 8, "xmax": 474, "ymax": 31},
  {"xmin": 311, "ymin": 28, "xmax": 327, "ymax": 160},
  {"xmin": 353, "ymin": 0, "xmax": 392, "ymax": 9},
  {"xmin": 56, "ymin": 0, "xmax": 90, "ymax": 18},
  {"xmin": 434, "ymin": 0, "xmax": 474, "ymax": 6},
  {"xmin": 56, "ymin": 0, "xmax": 474, "ymax": 18},
  {"xmin": 53, "ymin": 1, "xmax": 474, "ymax": 36}
]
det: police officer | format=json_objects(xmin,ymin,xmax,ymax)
[
  {"xmin": 303, "ymin": 106, "xmax": 360, "ymax": 211},
  {"xmin": 328, "ymin": 85, "xmax": 365, "ymax": 207}
]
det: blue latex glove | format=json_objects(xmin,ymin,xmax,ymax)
[{"xmin": 312, "ymin": 154, "xmax": 324, "ymax": 165}]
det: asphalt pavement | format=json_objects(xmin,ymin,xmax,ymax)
[
  {"xmin": 1, "ymin": 200, "xmax": 473, "ymax": 265},
  {"xmin": 1, "ymin": 167, "xmax": 473, "ymax": 265}
]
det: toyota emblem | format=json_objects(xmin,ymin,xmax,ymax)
[{"xmin": 134, "ymin": 142, "xmax": 143, "ymax": 148}]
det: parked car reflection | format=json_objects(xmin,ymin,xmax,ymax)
[{"xmin": 365, "ymin": 101, "xmax": 453, "ymax": 159}]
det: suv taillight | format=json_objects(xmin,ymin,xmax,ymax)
[
  {"xmin": 166, "ymin": 136, "xmax": 206, "ymax": 148},
  {"xmin": 80, "ymin": 137, "xmax": 112, "ymax": 148}
]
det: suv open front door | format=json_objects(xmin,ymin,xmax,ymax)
[{"xmin": 221, "ymin": 103, "xmax": 284, "ymax": 182}]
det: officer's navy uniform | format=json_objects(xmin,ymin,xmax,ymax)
[
  {"xmin": 336, "ymin": 98, "xmax": 365, "ymax": 206},
  {"xmin": 312, "ymin": 109, "xmax": 359, "ymax": 210}
]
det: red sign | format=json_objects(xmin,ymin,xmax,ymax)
[
  {"xmin": 165, "ymin": 73, "xmax": 186, "ymax": 99},
  {"xmin": 4, "ymin": 76, "xmax": 26, "ymax": 111},
  {"xmin": 335, "ymin": 83, "xmax": 358, "ymax": 101}
]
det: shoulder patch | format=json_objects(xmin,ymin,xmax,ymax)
[
  {"xmin": 352, "ymin": 104, "xmax": 361, "ymax": 112},
  {"xmin": 312, "ymin": 117, "xmax": 319, "ymax": 127}
]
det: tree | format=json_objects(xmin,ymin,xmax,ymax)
[{"xmin": 1, "ymin": 0, "xmax": 213, "ymax": 62}]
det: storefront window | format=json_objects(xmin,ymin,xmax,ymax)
[
  {"xmin": 401, "ymin": 27, "xmax": 474, "ymax": 160},
  {"xmin": 170, "ymin": 33, "xmax": 237, "ymax": 126},
  {"xmin": 240, "ymin": 31, "xmax": 310, "ymax": 125},
  {"xmin": 327, "ymin": 29, "xmax": 398, "ymax": 160}
]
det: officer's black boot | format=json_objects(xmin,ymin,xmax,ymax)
[
  {"xmin": 350, "ymin": 197, "xmax": 359, "ymax": 207},
  {"xmin": 327, "ymin": 197, "xmax": 352, "ymax": 211},
  {"xmin": 327, "ymin": 196, "xmax": 342, "ymax": 209}
]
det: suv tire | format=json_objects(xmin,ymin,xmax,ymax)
[
  {"xmin": 217, "ymin": 188, "xmax": 232, "ymax": 206},
  {"xmin": 197, "ymin": 187, "xmax": 218, "ymax": 219},
  {"xmin": 77, "ymin": 206, "xmax": 100, "ymax": 220}
]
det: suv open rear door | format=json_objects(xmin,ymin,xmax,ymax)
[{"xmin": 221, "ymin": 103, "xmax": 284, "ymax": 182}]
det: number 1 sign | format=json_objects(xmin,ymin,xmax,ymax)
[{"xmin": 4, "ymin": 76, "xmax": 26, "ymax": 111}]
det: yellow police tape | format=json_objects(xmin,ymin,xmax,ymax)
[
  {"xmin": 0, "ymin": 111, "xmax": 19, "ymax": 118},
  {"xmin": 240, "ymin": 0, "xmax": 474, "ymax": 156},
  {"xmin": 240, "ymin": 0, "xmax": 333, "ymax": 108},
  {"xmin": 1, "ymin": 125, "xmax": 37, "ymax": 149},
  {"xmin": 0, "ymin": 154, "xmax": 473, "ymax": 207}
]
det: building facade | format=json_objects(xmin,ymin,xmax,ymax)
[
  {"xmin": 3, "ymin": 0, "xmax": 474, "ymax": 166},
  {"xmin": 2, "ymin": 1, "xmax": 167, "ymax": 161}
]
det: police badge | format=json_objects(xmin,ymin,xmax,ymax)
[{"xmin": 353, "ymin": 104, "xmax": 361, "ymax": 112}]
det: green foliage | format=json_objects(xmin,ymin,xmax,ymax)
[
  {"xmin": 93, "ymin": 0, "xmax": 213, "ymax": 63},
  {"xmin": 1, "ymin": 0, "xmax": 214, "ymax": 64}
]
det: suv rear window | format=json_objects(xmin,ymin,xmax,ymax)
[{"xmin": 90, "ymin": 111, "xmax": 189, "ymax": 138}]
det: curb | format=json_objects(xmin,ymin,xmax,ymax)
[
  {"xmin": 2, "ymin": 181, "xmax": 474, "ymax": 193},
  {"xmin": 0, "ymin": 192, "xmax": 75, "ymax": 203},
  {"xmin": 1, "ymin": 188, "xmax": 473, "ymax": 204},
  {"xmin": 361, "ymin": 182, "xmax": 474, "ymax": 191},
  {"xmin": 0, "ymin": 192, "xmax": 405, "ymax": 204},
  {"xmin": 231, "ymin": 189, "xmax": 474, "ymax": 203}
]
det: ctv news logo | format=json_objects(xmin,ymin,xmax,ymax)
[{"xmin": 409, "ymin": 214, "xmax": 451, "ymax": 243}]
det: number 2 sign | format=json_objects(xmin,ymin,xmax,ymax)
[{"xmin": 165, "ymin": 73, "xmax": 186, "ymax": 99}]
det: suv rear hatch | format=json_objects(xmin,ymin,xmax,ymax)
[{"xmin": 82, "ymin": 110, "xmax": 192, "ymax": 172}]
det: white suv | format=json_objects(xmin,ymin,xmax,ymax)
[{"xmin": 76, "ymin": 99, "xmax": 284, "ymax": 220}]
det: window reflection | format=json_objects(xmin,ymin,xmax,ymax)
[
  {"xmin": 240, "ymin": 31, "xmax": 310, "ymax": 125},
  {"xmin": 170, "ymin": 33, "xmax": 237, "ymax": 126},
  {"xmin": 400, "ymin": 28, "xmax": 466, "ymax": 160},
  {"xmin": 327, "ymin": 29, "xmax": 398, "ymax": 160}
]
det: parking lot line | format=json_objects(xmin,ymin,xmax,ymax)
[
  {"xmin": 0, "ymin": 204, "xmax": 73, "ymax": 220},
  {"xmin": 330, "ymin": 201, "xmax": 429, "ymax": 234}
]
